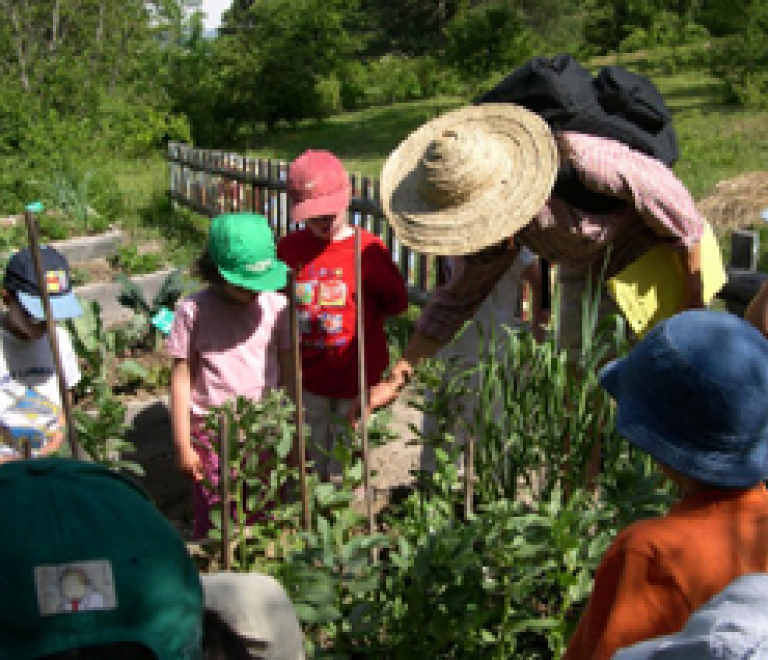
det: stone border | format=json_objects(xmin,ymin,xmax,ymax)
[
  {"xmin": 2, "ymin": 228, "xmax": 123, "ymax": 264},
  {"xmin": 50, "ymin": 229, "xmax": 123, "ymax": 264}
]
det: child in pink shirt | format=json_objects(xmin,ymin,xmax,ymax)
[{"xmin": 166, "ymin": 213, "xmax": 294, "ymax": 539}]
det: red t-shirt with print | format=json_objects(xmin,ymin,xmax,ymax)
[{"xmin": 277, "ymin": 228, "xmax": 408, "ymax": 398}]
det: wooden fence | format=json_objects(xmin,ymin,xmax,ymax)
[
  {"xmin": 168, "ymin": 141, "xmax": 768, "ymax": 315},
  {"xmin": 167, "ymin": 141, "xmax": 440, "ymax": 305}
]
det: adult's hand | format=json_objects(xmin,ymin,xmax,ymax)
[
  {"xmin": 679, "ymin": 243, "xmax": 705, "ymax": 311},
  {"xmin": 348, "ymin": 362, "xmax": 414, "ymax": 427}
]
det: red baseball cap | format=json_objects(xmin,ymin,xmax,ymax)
[{"xmin": 287, "ymin": 150, "xmax": 350, "ymax": 223}]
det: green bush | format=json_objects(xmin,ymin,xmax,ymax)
[
  {"xmin": 442, "ymin": 2, "xmax": 537, "ymax": 80},
  {"xmin": 711, "ymin": 3, "xmax": 768, "ymax": 108},
  {"xmin": 338, "ymin": 55, "xmax": 464, "ymax": 110}
]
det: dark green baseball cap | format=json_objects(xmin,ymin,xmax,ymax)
[
  {"xmin": 0, "ymin": 458, "xmax": 203, "ymax": 659},
  {"xmin": 209, "ymin": 213, "xmax": 288, "ymax": 292}
]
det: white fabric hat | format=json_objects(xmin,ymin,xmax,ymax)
[
  {"xmin": 380, "ymin": 103, "xmax": 558, "ymax": 256},
  {"xmin": 613, "ymin": 573, "xmax": 768, "ymax": 659},
  {"xmin": 202, "ymin": 572, "xmax": 305, "ymax": 660}
]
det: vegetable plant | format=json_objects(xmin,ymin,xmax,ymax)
[{"xmin": 115, "ymin": 267, "xmax": 189, "ymax": 351}]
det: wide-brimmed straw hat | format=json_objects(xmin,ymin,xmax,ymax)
[{"xmin": 380, "ymin": 104, "xmax": 558, "ymax": 256}]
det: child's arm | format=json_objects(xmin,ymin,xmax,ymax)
[
  {"xmin": 521, "ymin": 259, "xmax": 545, "ymax": 342},
  {"xmin": 368, "ymin": 239, "xmax": 409, "ymax": 316},
  {"xmin": 170, "ymin": 358, "xmax": 203, "ymax": 481},
  {"xmin": 745, "ymin": 279, "xmax": 768, "ymax": 340}
]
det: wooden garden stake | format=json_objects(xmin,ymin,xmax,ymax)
[
  {"xmin": 355, "ymin": 228, "xmax": 375, "ymax": 540},
  {"xmin": 219, "ymin": 413, "xmax": 232, "ymax": 570},
  {"xmin": 23, "ymin": 206, "xmax": 82, "ymax": 460},
  {"xmin": 464, "ymin": 436, "xmax": 475, "ymax": 518},
  {"xmin": 289, "ymin": 270, "xmax": 311, "ymax": 532}
]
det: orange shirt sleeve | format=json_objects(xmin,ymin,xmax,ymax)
[{"xmin": 564, "ymin": 543, "xmax": 690, "ymax": 660}]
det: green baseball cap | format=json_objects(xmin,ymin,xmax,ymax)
[
  {"xmin": 0, "ymin": 458, "xmax": 203, "ymax": 659},
  {"xmin": 209, "ymin": 213, "xmax": 288, "ymax": 292}
]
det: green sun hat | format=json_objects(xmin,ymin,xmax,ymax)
[{"xmin": 208, "ymin": 213, "xmax": 288, "ymax": 292}]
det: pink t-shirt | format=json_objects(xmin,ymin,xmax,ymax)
[{"xmin": 166, "ymin": 287, "xmax": 291, "ymax": 421}]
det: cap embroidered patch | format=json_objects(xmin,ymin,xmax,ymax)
[
  {"xmin": 244, "ymin": 259, "xmax": 272, "ymax": 273},
  {"xmin": 35, "ymin": 560, "xmax": 117, "ymax": 616},
  {"xmin": 45, "ymin": 270, "xmax": 68, "ymax": 294}
]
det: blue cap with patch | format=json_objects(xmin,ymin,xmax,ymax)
[{"xmin": 3, "ymin": 246, "xmax": 82, "ymax": 321}]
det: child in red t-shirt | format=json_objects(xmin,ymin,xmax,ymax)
[{"xmin": 277, "ymin": 150, "xmax": 408, "ymax": 481}]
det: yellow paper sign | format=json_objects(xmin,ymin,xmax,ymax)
[{"xmin": 607, "ymin": 223, "xmax": 726, "ymax": 339}]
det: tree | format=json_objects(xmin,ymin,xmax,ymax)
[{"xmin": 219, "ymin": 0, "xmax": 362, "ymax": 131}]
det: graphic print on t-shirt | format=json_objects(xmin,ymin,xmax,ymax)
[
  {"xmin": 293, "ymin": 265, "xmax": 351, "ymax": 350},
  {"xmin": 0, "ymin": 374, "xmax": 60, "ymax": 456},
  {"xmin": 318, "ymin": 281, "xmax": 346, "ymax": 307},
  {"xmin": 298, "ymin": 310, "xmax": 313, "ymax": 335},
  {"xmin": 320, "ymin": 313, "xmax": 343, "ymax": 334},
  {"xmin": 295, "ymin": 282, "xmax": 315, "ymax": 305}
]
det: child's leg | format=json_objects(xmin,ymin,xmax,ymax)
[
  {"xmin": 191, "ymin": 432, "xmax": 219, "ymax": 541},
  {"xmin": 302, "ymin": 392, "xmax": 334, "ymax": 481}
]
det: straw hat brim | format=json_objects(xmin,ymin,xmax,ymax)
[{"xmin": 380, "ymin": 104, "xmax": 558, "ymax": 256}]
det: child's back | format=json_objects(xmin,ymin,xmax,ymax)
[
  {"xmin": 169, "ymin": 286, "xmax": 288, "ymax": 416},
  {"xmin": 565, "ymin": 310, "xmax": 768, "ymax": 660}
]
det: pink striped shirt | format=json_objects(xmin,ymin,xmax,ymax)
[{"xmin": 418, "ymin": 132, "xmax": 705, "ymax": 342}]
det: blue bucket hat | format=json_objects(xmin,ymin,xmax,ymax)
[{"xmin": 600, "ymin": 310, "xmax": 768, "ymax": 489}]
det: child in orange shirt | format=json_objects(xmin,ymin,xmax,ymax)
[{"xmin": 564, "ymin": 309, "xmax": 768, "ymax": 660}]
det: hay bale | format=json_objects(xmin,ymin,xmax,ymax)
[{"xmin": 697, "ymin": 172, "xmax": 768, "ymax": 231}]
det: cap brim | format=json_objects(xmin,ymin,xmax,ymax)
[
  {"xmin": 291, "ymin": 187, "xmax": 350, "ymax": 224},
  {"xmin": 17, "ymin": 290, "xmax": 82, "ymax": 321},
  {"xmin": 219, "ymin": 260, "xmax": 288, "ymax": 292}
]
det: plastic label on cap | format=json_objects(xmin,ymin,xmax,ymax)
[
  {"xmin": 46, "ymin": 270, "xmax": 68, "ymax": 294},
  {"xmin": 151, "ymin": 307, "xmax": 175, "ymax": 336},
  {"xmin": 244, "ymin": 259, "xmax": 272, "ymax": 273},
  {"xmin": 35, "ymin": 560, "xmax": 117, "ymax": 615}
]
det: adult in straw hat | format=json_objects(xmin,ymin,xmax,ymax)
[{"xmin": 354, "ymin": 102, "xmax": 707, "ymax": 423}]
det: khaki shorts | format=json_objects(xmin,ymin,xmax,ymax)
[{"xmin": 302, "ymin": 391, "xmax": 355, "ymax": 482}]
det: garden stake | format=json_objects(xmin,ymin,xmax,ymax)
[
  {"xmin": 355, "ymin": 228, "xmax": 375, "ymax": 540},
  {"xmin": 23, "ymin": 205, "xmax": 82, "ymax": 460},
  {"xmin": 289, "ymin": 270, "xmax": 311, "ymax": 532},
  {"xmin": 464, "ymin": 436, "xmax": 475, "ymax": 518},
  {"xmin": 219, "ymin": 413, "xmax": 231, "ymax": 570}
]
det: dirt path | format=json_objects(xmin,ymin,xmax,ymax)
[{"xmin": 370, "ymin": 396, "xmax": 423, "ymax": 492}]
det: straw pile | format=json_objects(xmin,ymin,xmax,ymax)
[{"xmin": 697, "ymin": 171, "xmax": 768, "ymax": 230}]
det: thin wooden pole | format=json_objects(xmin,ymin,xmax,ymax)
[
  {"xmin": 289, "ymin": 271, "xmax": 311, "ymax": 532},
  {"xmin": 464, "ymin": 437, "xmax": 474, "ymax": 518},
  {"xmin": 355, "ymin": 228, "xmax": 375, "ymax": 538},
  {"xmin": 219, "ymin": 414, "xmax": 231, "ymax": 570},
  {"xmin": 23, "ymin": 205, "xmax": 81, "ymax": 460}
]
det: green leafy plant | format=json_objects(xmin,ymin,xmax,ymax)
[
  {"xmin": 110, "ymin": 244, "xmax": 163, "ymax": 275},
  {"xmin": 203, "ymin": 391, "xmax": 304, "ymax": 571},
  {"xmin": 115, "ymin": 268, "xmax": 188, "ymax": 351},
  {"xmin": 73, "ymin": 396, "xmax": 143, "ymax": 476},
  {"xmin": 116, "ymin": 358, "xmax": 172, "ymax": 392},
  {"xmin": 66, "ymin": 299, "xmax": 117, "ymax": 403},
  {"xmin": 30, "ymin": 165, "xmax": 109, "ymax": 235}
]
